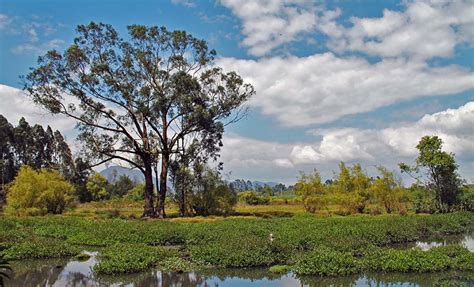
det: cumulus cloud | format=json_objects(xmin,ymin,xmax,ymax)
[
  {"xmin": 221, "ymin": 102, "xmax": 474, "ymax": 182},
  {"xmin": 295, "ymin": 102, "xmax": 474, "ymax": 163},
  {"xmin": 0, "ymin": 84, "xmax": 76, "ymax": 135},
  {"xmin": 218, "ymin": 53, "xmax": 474, "ymax": 126},
  {"xmin": 321, "ymin": 0, "xmax": 474, "ymax": 60},
  {"xmin": 219, "ymin": 0, "xmax": 319, "ymax": 56}
]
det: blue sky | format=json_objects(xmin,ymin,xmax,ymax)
[{"xmin": 1, "ymin": 0, "xmax": 473, "ymax": 184}]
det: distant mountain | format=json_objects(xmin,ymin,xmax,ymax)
[
  {"xmin": 100, "ymin": 166, "xmax": 288, "ymax": 193},
  {"xmin": 100, "ymin": 166, "xmax": 144, "ymax": 183}
]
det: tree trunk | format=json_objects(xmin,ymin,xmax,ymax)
[
  {"xmin": 154, "ymin": 161, "xmax": 160, "ymax": 214},
  {"xmin": 179, "ymin": 184, "xmax": 186, "ymax": 217},
  {"xmin": 157, "ymin": 153, "xmax": 169, "ymax": 218},
  {"xmin": 142, "ymin": 156, "xmax": 155, "ymax": 217}
]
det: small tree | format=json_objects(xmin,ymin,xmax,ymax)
[
  {"xmin": 6, "ymin": 166, "xmax": 76, "ymax": 215},
  {"xmin": 109, "ymin": 175, "xmax": 136, "ymax": 198},
  {"xmin": 188, "ymin": 164, "xmax": 237, "ymax": 216},
  {"xmin": 294, "ymin": 170, "xmax": 326, "ymax": 213},
  {"xmin": 86, "ymin": 172, "xmax": 109, "ymax": 201},
  {"xmin": 400, "ymin": 136, "xmax": 462, "ymax": 211},
  {"xmin": 370, "ymin": 166, "xmax": 406, "ymax": 213}
]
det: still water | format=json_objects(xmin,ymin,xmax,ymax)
[{"xmin": 5, "ymin": 234, "xmax": 474, "ymax": 287}]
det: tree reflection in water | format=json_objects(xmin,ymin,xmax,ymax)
[{"xmin": 5, "ymin": 254, "xmax": 474, "ymax": 287}]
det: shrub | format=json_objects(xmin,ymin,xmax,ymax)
[
  {"xmin": 6, "ymin": 166, "xmax": 76, "ymax": 215},
  {"xmin": 86, "ymin": 172, "xmax": 109, "ymax": 201},
  {"xmin": 303, "ymin": 196, "xmax": 325, "ymax": 213},
  {"xmin": 125, "ymin": 183, "xmax": 145, "ymax": 201},
  {"xmin": 238, "ymin": 191, "xmax": 270, "ymax": 205},
  {"xmin": 410, "ymin": 185, "xmax": 437, "ymax": 214},
  {"xmin": 190, "ymin": 184, "xmax": 237, "ymax": 216},
  {"xmin": 457, "ymin": 185, "xmax": 474, "ymax": 211}
]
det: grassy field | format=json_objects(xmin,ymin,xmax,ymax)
[{"xmin": 0, "ymin": 207, "xmax": 473, "ymax": 276}]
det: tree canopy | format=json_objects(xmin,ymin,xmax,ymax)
[
  {"xmin": 400, "ymin": 135, "xmax": 462, "ymax": 211},
  {"xmin": 24, "ymin": 22, "xmax": 254, "ymax": 217}
]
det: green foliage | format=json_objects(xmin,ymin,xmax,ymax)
[
  {"xmin": 108, "ymin": 175, "xmax": 136, "ymax": 198},
  {"xmin": 125, "ymin": 183, "xmax": 145, "ymax": 201},
  {"xmin": 238, "ymin": 191, "xmax": 270, "ymax": 205},
  {"xmin": 294, "ymin": 170, "xmax": 326, "ymax": 213},
  {"xmin": 400, "ymin": 136, "xmax": 462, "ymax": 211},
  {"xmin": 370, "ymin": 166, "xmax": 407, "ymax": 213},
  {"xmin": 25, "ymin": 22, "xmax": 254, "ymax": 217},
  {"xmin": 410, "ymin": 184, "xmax": 438, "ymax": 213},
  {"xmin": 159, "ymin": 257, "xmax": 195, "ymax": 272},
  {"xmin": 0, "ymin": 212, "xmax": 472, "ymax": 275},
  {"xmin": 0, "ymin": 116, "xmax": 76, "ymax": 199},
  {"xmin": 457, "ymin": 185, "xmax": 474, "ymax": 211},
  {"xmin": 188, "ymin": 166, "xmax": 237, "ymax": 216},
  {"xmin": 93, "ymin": 243, "xmax": 178, "ymax": 274},
  {"xmin": 1, "ymin": 238, "xmax": 80, "ymax": 260},
  {"xmin": 6, "ymin": 166, "xmax": 76, "ymax": 215},
  {"xmin": 86, "ymin": 172, "xmax": 109, "ymax": 201},
  {"xmin": 295, "ymin": 247, "xmax": 360, "ymax": 276}
]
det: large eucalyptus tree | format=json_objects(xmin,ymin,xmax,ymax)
[{"xmin": 25, "ymin": 22, "xmax": 253, "ymax": 217}]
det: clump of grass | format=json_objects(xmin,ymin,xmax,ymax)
[{"xmin": 93, "ymin": 243, "xmax": 178, "ymax": 274}]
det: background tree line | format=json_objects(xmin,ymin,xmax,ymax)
[
  {"xmin": 0, "ymin": 116, "xmax": 76, "ymax": 200},
  {"xmin": 293, "ymin": 136, "xmax": 473, "ymax": 215}
]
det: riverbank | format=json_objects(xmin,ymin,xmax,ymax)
[{"xmin": 1, "ymin": 212, "xmax": 473, "ymax": 277}]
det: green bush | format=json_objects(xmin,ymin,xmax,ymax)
[
  {"xmin": 457, "ymin": 185, "xmax": 474, "ymax": 211},
  {"xmin": 86, "ymin": 172, "xmax": 109, "ymax": 201},
  {"xmin": 125, "ymin": 183, "xmax": 145, "ymax": 201},
  {"xmin": 238, "ymin": 191, "xmax": 269, "ymax": 205},
  {"xmin": 6, "ymin": 166, "xmax": 76, "ymax": 215},
  {"xmin": 303, "ymin": 196, "xmax": 325, "ymax": 213}
]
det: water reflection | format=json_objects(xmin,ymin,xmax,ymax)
[
  {"xmin": 5, "ymin": 245, "xmax": 473, "ymax": 287},
  {"xmin": 394, "ymin": 232, "xmax": 474, "ymax": 251}
]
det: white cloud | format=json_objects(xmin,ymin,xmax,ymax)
[
  {"xmin": 321, "ymin": 0, "xmax": 474, "ymax": 60},
  {"xmin": 12, "ymin": 38, "xmax": 64, "ymax": 54},
  {"xmin": 221, "ymin": 102, "xmax": 474, "ymax": 183},
  {"xmin": 219, "ymin": 0, "xmax": 319, "ymax": 56},
  {"xmin": 171, "ymin": 0, "xmax": 195, "ymax": 8},
  {"xmin": 0, "ymin": 14, "xmax": 12, "ymax": 29},
  {"xmin": 0, "ymin": 84, "xmax": 76, "ymax": 136},
  {"xmin": 218, "ymin": 53, "xmax": 474, "ymax": 126}
]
